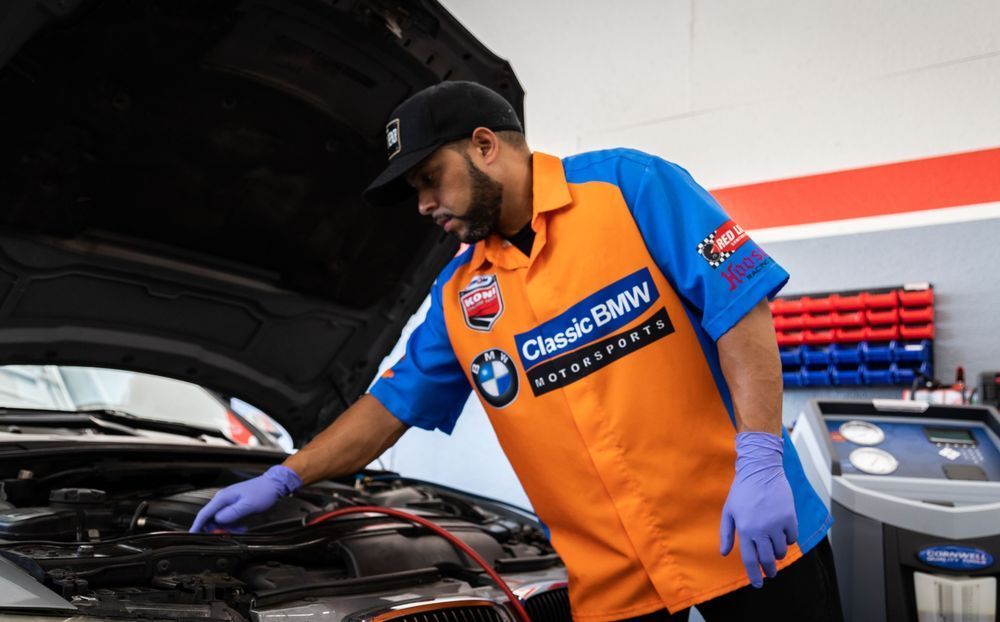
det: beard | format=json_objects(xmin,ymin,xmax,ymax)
[{"xmin": 454, "ymin": 152, "xmax": 504, "ymax": 244}]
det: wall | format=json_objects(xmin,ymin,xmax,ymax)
[
  {"xmin": 772, "ymin": 218, "xmax": 1000, "ymax": 421},
  {"xmin": 373, "ymin": 0, "xmax": 1000, "ymax": 509}
]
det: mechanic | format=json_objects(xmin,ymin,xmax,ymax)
[{"xmin": 192, "ymin": 81, "xmax": 842, "ymax": 622}]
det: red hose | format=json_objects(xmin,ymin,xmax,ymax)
[{"xmin": 306, "ymin": 505, "xmax": 531, "ymax": 622}]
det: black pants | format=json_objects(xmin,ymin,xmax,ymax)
[{"xmin": 620, "ymin": 538, "xmax": 844, "ymax": 622}]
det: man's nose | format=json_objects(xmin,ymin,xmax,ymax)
[{"xmin": 416, "ymin": 191, "xmax": 437, "ymax": 216}]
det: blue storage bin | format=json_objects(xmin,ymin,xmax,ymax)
[
  {"xmin": 894, "ymin": 361, "xmax": 931, "ymax": 384},
  {"xmin": 832, "ymin": 365, "xmax": 863, "ymax": 386},
  {"xmin": 893, "ymin": 365, "xmax": 916, "ymax": 385},
  {"xmin": 862, "ymin": 363, "xmax": 894, "ymax": 385},
  {"xmin": 861, "ymin": 341, "xmax": 895, "ymax": 363},
  {"xmin": 894, "ymin": 339, "xmax": 932, "ymax": 363},
  {"xmin": 779, "ymin": 347, "xmax": 802, "ymax": 366},
  {"xmin": 802, "ymin": 366, "xmax": 832, "ymax": 386},
  {"xmin": 782, "ymin": 371, "xmax": 804, "ymax": 387},
  {"xmin": 830, "ymin": 343, "xmax": 862, "ymax": 364},
  {"xmin": 801, "ymin": 346, "xmax": 830, "ymax": 365}
]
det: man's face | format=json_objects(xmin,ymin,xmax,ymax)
[{"xmin": 405, "ymin": 146, "xmax": 503, "ymax": 244}]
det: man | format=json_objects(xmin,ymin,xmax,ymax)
[{"xmin": 192, "ymin": 81, "xmax": 842, "ymax": 621}]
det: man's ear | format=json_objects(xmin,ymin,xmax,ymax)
[{"xmin": 470, "ymin": 127, "xmax": 500, "ymax": 163}]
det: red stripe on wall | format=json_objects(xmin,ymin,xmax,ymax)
[{"xmin": 710, "ymin": 147, "xmax": 1000, "ymax": 230}]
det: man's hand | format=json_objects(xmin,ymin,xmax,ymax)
[
  {"xmin": 719, "ymin": 431, "xmax": 798, "ymax": 587},
  {"xmin": 189, "ymin": 395, "xmax": 407, "ymax": 533},
  {"xmin": 190, "ymin": 465, "xmax": 302, "ymax": 532}
]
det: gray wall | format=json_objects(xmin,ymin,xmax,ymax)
[{"xmin": 769, "ymin": 218, "xmax": 1000, "ymax": 424}]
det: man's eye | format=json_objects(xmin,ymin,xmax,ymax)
[{"xmin": 422, "ymin": 174, "xmax": 434, "ymax": 186}]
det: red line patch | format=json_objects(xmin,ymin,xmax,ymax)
[{"xmin": 696, "ymin": 220, "xmax": 750, "ymax": 268}]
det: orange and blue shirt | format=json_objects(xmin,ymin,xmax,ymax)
[{"xmin": 370, "ymin": 149, "xmax": 832, "ymax": 621}]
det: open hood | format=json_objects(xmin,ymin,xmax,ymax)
[{"xmin": 0, "ymin": 0, "xmax": 524, "ymax": 444}]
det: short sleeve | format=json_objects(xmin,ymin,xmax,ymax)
[
  {"xmin": 625, "ymin": 156, "xmax": 789, "ymax": 340},
  {"xmin": 368, "ymin": 272, "xmax": 471, "ymax": 434}
]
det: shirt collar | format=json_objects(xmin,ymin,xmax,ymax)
[{"xmin": 469, "ymin": 151, "xmax": 572, "ymax": 271}]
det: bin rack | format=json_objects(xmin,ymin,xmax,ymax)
[{"xmin": 772, "ymin": 284, "xmax": 934, "ymax": 387}]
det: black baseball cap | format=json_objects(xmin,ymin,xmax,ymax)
[{"xmin": 363, "ymin": 81, "xmax": 524, "ymax": 207}]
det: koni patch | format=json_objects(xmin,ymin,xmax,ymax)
[
  {"xmin": 460, "ymin": 274, "xmax": 504, "ymax": 332},
  {"xmin": 696, "ymin": 219, "xmax": 750, "ymax": 268}
]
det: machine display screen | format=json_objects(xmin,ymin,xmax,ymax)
[{"xmin": 924, "ymin": 427, "xmax": 977, "ymax": 445}]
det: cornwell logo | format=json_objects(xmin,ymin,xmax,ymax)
[
  {"xmin": 722, "ymin": 248, "xmax": 773, "ymax": 291},
  {"xmin": 918, "ymin": 546, "xmax": 994, "ymax": 571},
  {"xmin": 697, "ymin": 220, "xmax": 749, "ymax": 268},
  {"xmin": 460, "ymin": 275, "xmax": 504, "ymax": 332},
  {"xmin": 514, "ymin": 268, "xmax": 675, "ymax": 396}
]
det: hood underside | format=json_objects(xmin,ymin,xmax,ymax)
[{"xmin": 0, "ymin": 0, "xmax": 524, "ymax": 443}]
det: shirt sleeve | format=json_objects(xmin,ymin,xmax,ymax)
[
  {"xmin": 368, "ymin": 275, "xmax": 471, "ymax": 435},
  {"xmin": 624, "ymin": 156, "xmax": 789, "ymax": 341}
]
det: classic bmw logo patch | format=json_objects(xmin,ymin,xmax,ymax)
[
  {"xmin": 471, "ymin": 349, "xmax": 518, "ymax": 408},
  {"xmin": 459, "ymin": 274, "xmax": 504, "ymax": 332}
]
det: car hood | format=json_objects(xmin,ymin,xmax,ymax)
[{"xmin": 0, "ymin": 0, "xmax": 523, "ymax": 444}]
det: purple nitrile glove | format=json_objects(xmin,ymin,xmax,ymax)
[
  {"xmin": 719, "ymin": 431, "xmax": 798, "ymax": 588},
  {"xmin": 189, "ymin": 465, "xmax": 302, "ymax": 533}
]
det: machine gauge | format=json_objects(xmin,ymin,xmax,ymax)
[
  {"xmin": 849, "ymin": 447, "xmax": 899, "ymax": 475},
  {"xmin": 839, "ymin": 420, "xmax": 886, "ymax": 446}
]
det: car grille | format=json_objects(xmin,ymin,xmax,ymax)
[
  {"xmin": 371, "ymin": 603, "xmax": 510, "ymax": 622},
  {"xmin": 524, "ymin": 587, "xmax": 572, "ymax": 621},
  {"xmin": 384, "ymin": 607, "xmax": 506, "ymax": 622}
]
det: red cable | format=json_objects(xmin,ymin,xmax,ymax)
[{"xmin": 306, "ymin": 505, "xmax": 531, "ymax": 622}]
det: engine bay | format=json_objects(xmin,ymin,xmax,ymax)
[{"xmin": 0, "ymin": 450, "xmax": 562, "ymax": 621}]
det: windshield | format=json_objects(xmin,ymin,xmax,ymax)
[{"xmin": 0, "ymin": 365, "xmax": 292, "ymax": 449}]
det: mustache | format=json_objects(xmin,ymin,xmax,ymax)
[{"xmin": 433, "ymin": 213, "xmax": 471, "ymax": 223}]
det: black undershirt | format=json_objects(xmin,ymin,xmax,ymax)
[{"xmin": 506, "ymin": 223, "xmax": 535, "ymax": 257}]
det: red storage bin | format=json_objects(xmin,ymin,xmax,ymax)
[
  {"xmin": 866, "ymin": 308, "xmax": 900, "ymax": 326},
  {"xmin": 804, "ymin": 296, "xmax": 835, "ymax": 313},
  {"xmin": 835, "ymin": 327, "xmax": 866, "ymax": 342},
  {"xmin": 899, "ymin": 288, "xmax": 934, "ymax": 307},
  {"xmin": 899, "ymin": 306, "xmax": 934, "ymax": 324},
  {"xmin": 900, "ymin": 323, "xmax": 935, "ymax": 340},
  {"xmin": 832, "ymin": 311, "xmax": 865, "ymax": 327},
  {"xmin": 862, "ymin": 290, "xmax": 899, "ymax": 309},
  {"xmin": 771, "ymin": 299, "xmax": 805, "ymax": 315},
  {"xmin": 865, "ymin": 325, "xmax": 900, "ymax": 340},
  {"xmin": 774, "ymin": 314, "xmax": 805, "ymax": 330},
  {"xmin": 776, "ymin": 331, "xmax": 805, "ymax": 346},
  {"xmin": 804, "ymin": 329, "xmax": 835, "ymax": 344},
  {"xmin": 784, "ymin": 299, "xmax": 806, "ymax": 314},
  {"xmin": 804, "ymin": 314, "xmax": 833, "ymax": 328},
  {"xmin": 834, "ymin": 294, "xmax": 865, "ymax": 310}
]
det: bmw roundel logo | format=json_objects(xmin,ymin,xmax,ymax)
[{"xmin": 471, "ymin": 348, "xmax": 519, "ymax": 408}]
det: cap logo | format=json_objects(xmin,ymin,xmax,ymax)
[{"xmin": 386, "ymin": 118, "xmax": 401, "ymax": 160}]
